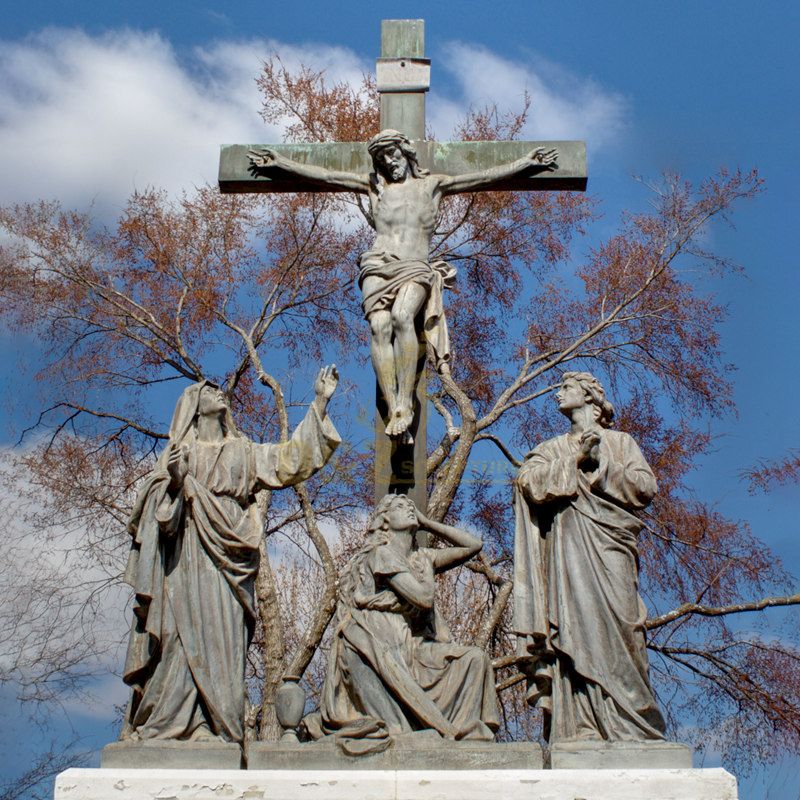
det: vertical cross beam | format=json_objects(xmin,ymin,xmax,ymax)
[
  {"xmin": 377, "ymin": 19, "xmax": 429, "ymax": 141},
  {"xmin": 373, "ymin": 20, "xmax": 429, "ymax": 512}
]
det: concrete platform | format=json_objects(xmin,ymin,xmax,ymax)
[
  {"xmin": 247, "ymin": 737, "xmax": 542, "ymax": 770},
  {"xmin": 54, "ymin": 767, "xmax": 739, "ymax": 800},
  {"xmin": 101, "ymin": 740, "xmax": 243, "ymax": 770},
  {"xmin": 549, "ymin": 739, "xmax": 692, "ymax": 769}
]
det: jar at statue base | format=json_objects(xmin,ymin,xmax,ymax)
[{"xmin": 275, "ymin": 676, "xmax": 306, "ymax": 741}]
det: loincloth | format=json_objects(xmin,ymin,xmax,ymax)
[{"xmin": 358, "ymin": 250, "xmax": 456, "ymax": 370}]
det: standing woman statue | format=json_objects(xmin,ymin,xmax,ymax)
[
  {"xmin": 120, "ymin": 367, "xmax": 340, "ymax": 745},
  {"xmin": 512, "ymin": 371, "xmax": 667, "ymax": 742},
  {"xmin": 249, "ymin": 130, "xmax": 557, "ymax": 439}
]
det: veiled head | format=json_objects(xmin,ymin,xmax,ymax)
[{"xmin": 167, "ymin": 380, "xmax": 239, "ymax": 447}]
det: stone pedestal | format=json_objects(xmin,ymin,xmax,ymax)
[
  {"xmin": 55, "ymin": 767, "xmax": 739, "ymax": 799},
  {"xmin": 247, "ymin": 738, "xmax": 541, "ymax": 770},
  {"xmin": 549, "ymin": 739, "xmax": 692, "ymax": 769},
  {"xmin": 100, "ymin": 740, "xmax": 243, "ymax": 769}
]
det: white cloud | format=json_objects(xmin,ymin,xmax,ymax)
[
  {"xmin": 60, "ymin": 671, "xmax": 130, "ymax": 722},
  {"xmin": 430, "ymin": 42, "xmax": 627, "ymax": 150},
  {"xmin": 0, "ymin": 29, "xmax": 370, "ymax": 216},
  {"xmin": 0, "ymin": 449, "xmax": 130, "ymax": 705}
]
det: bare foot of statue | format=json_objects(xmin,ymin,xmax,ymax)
[
  {"xmin": 394, "ymin": 402, "xmax": 414, "ymax": 438},
  {"xmin": 385, "ymin": 402, "xmax": 413, "ymax": 439},
  {"xmin": 385, "ymin": 405, "xmax": 404, "ymax": 437}
]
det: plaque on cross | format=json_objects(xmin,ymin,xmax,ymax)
[{"xmin": 219, "ymin": 19, "xmax": 587, "ymax": 512}]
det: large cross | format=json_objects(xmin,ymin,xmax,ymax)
[{"xmin": 219, "ymin": 19, "xmax": 587, "ymax": 512}]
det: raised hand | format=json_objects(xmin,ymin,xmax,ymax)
[
  {"xmin": 527, "ymin": 147, "xmax": 558, "ymax": 171},
  {"xmin": 415, "ymin": 506, "xmax": 432, "ymax": 529},
  {"xmin": 313, "ymin": 364, "xmax": 339, "ymax": 414}
]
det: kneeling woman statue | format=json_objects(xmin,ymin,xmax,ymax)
[{"xmin": 308, "ymin": 494, "xmax": 499, "ymax": 753}]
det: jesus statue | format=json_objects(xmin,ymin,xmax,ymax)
[{"xmin": 249, "ymin": 130, "xmax": 557, "ymax": 438}]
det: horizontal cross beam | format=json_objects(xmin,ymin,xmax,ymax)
[{"xmin": 218, "ymin": 140, "xmax": 587, "ymax": 194}]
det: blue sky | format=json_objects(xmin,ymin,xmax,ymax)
[{"xmin": 0, "ymin": 2, "xmax": 798, "ymax": 798}]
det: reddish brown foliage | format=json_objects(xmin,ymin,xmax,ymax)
[
  {"xmin": 256, "ymin": 56, "xmax": 379, "ymax": 144},
  {"xmin": 746, "ymin": 451, "xmax": 800, "ymax": 494}
]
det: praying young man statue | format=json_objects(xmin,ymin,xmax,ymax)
[
  {"xmin": 249, "ymin": 130, "xmax": 557, "ymax": 439},
  {"xmin": 512, "ymin": 372, "xmax": 667, "ymax": 743}
]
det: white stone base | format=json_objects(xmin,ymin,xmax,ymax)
[{"xmin": 55, "ymin": 767, "xmax": 739, "ymax": 800}]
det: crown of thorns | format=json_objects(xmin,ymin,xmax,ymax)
[{"xmin": 367, "ymin": 129, "xmax": 412, "ymax": 157}]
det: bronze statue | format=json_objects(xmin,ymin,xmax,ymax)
[
  {"xmin": 306, "ymin": 493, "xmax": 498, "ymax": 753},
  {"xmin": 249, "ymin": 131, "xmax": 556, "ymax": 439}
]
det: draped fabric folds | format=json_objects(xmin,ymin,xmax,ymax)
[
  {"xmin": 121, "ymin": 382, "xmax": 340, "ymax": 744},
  {"xmin": 306, "ymin": 539, "xmax": 499, "ymax": 754},
  {"xmin": 512, "ymin": 429, "xmax": 666, "ymax": 742},
  {"xmin": 358, "ymin": 249, "xmax": 456, "ymax": 371}
]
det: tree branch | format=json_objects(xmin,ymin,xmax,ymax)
[
  {"xmin": 647, "ymin": 593, "xmax": 800, "ymax": 630},
  {"xmin": 474, "ymin": 433, "xmax": 522, "ymax": 468}
]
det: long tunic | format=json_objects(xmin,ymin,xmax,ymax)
[
  {"xmin": 512, "ymin": 429, "xmax": 666, "ymax": 741},
  {"xmin": 312, "ymin": 542, "xmax": 499, "ymax": 753},
  {"xmin": 122, "ymin": 405, "xmax": 340, "ymax": 743}
]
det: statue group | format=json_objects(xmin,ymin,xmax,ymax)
[
  {"xmin": 119, "ymin": 18, "xmax": 665, "ymax": 751},
  {"xmin": 119, "ymin": 283, "xmax": 666, "ymax": 752}
]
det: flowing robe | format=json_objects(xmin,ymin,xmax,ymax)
[
  {"xmin": 122, "ymin": 404, "xmax": 340, "ymax": 744},
  {"xmin": 512, "ymin": 429, "xmax": 666, "ymax": 741},
  {"xmin": 310, "ymin": 543, "xmax": 499, "ymax": 753}
]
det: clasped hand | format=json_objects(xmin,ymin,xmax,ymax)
[{"xmin": 577, "ymin": 429, "xmax": 601, "ymax": 467}]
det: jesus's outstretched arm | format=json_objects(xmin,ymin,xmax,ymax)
[
  {"xmin": 247, "ymin": 148, "xmax": 370, "ymax": 193},
  {"xmin": 438, "ymin": 147, "xmax": 558, "ymax": 195}
]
